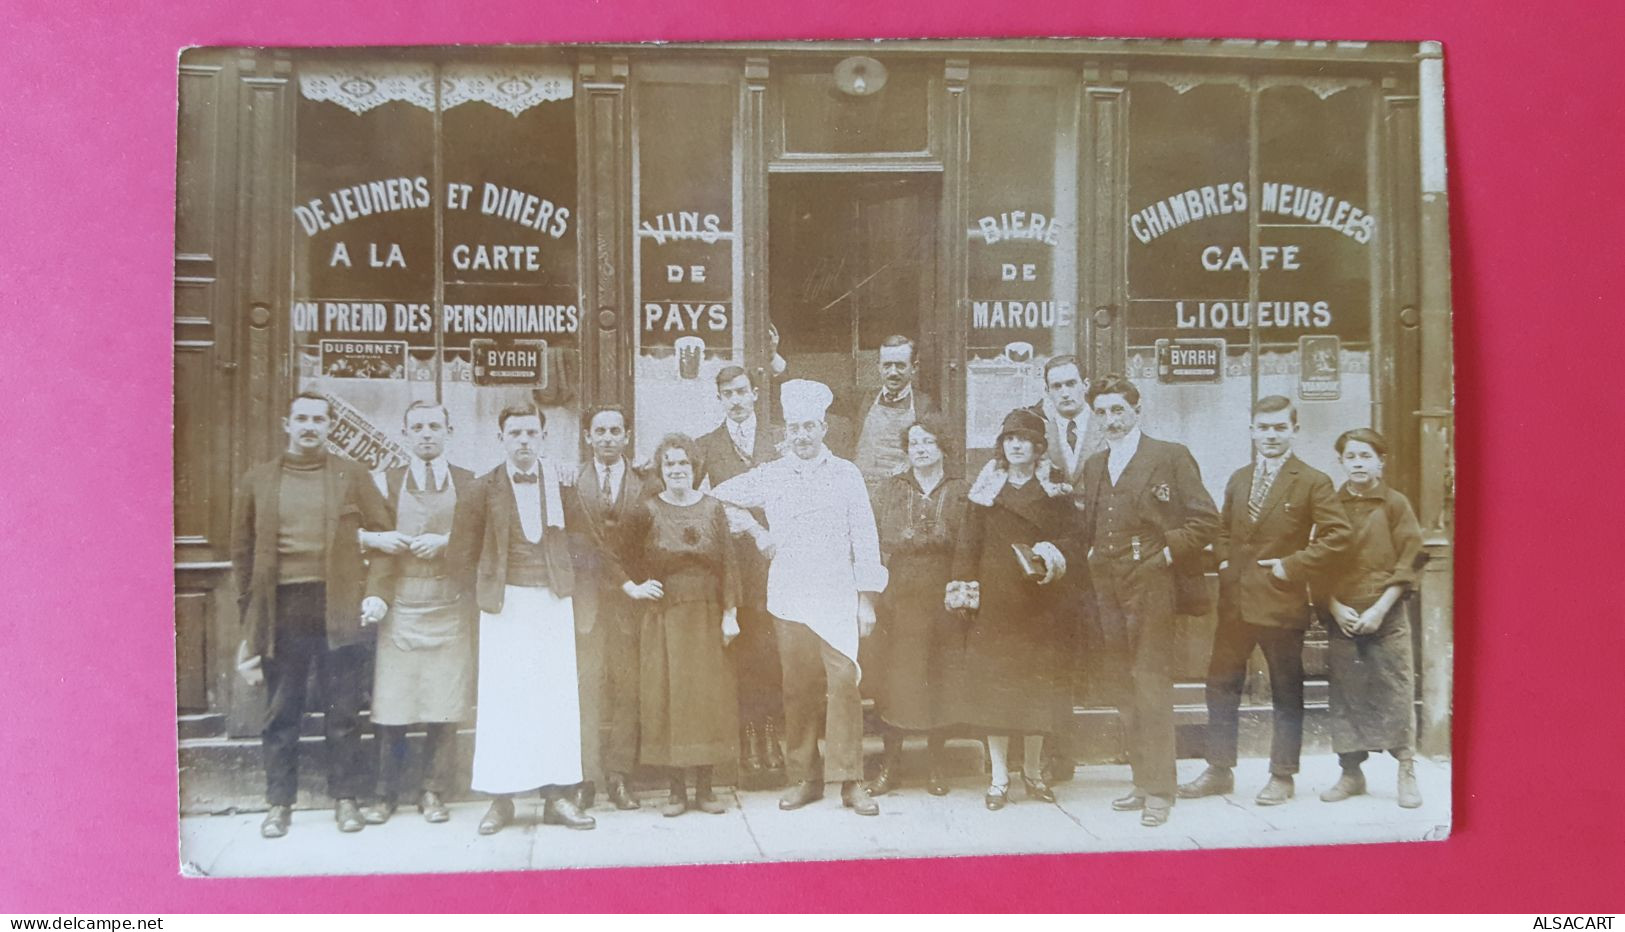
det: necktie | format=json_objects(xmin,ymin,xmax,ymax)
[
  {"xmin": 601, "ymin": 467, "xmax": 614, "ymax": 506},
  {"xmin": 1066, "ymin": 419, "xmax": 1078, "ymax": 453},
  {"xmin": 1248, "ymin": 461, "xmax": 1276, "ymax": 522},
  {"xmin": 512, "ymin": 472, "xmax": 538, "ymax": 485}
]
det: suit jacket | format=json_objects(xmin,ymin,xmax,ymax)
[
  {"xmin": 695, "ymin": 417, "xmax": 781, "ymax": 488},
  {"xmin": 364, "ymin": 462, "xmax": 477, "ymax": 606},
  {"xmin": 1076, "ymin": 435, "xmax": 1220, "ymax": 598},
  {"xmin": 231, "ymin": 453, "xmax": 390, "ymax": 659},
  {"xmin": 448, "ymin": 465, "xmax": 600, "ymax": 632},
  {"xmin": 1025, "ymin": 401, "xmax": 1106, "ymax": 487},
  {"xmin": 573, "ymin": 457, "xmax": 658, "ymax": 616},
  {"xmin": 1215, "ymin": 453, "xmax": 1354, "ymax": 629}
]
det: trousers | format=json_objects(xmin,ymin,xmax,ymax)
[
  {"xmin": 374, "ymin": 722, "xmax": 460, "ymax": 800},
  {"xmin": 1202, "ymin": 617, "xmax": 1305, "ymax": 776},
  {"xmin": 578, "ymin": 596, "xmax": 641, "ymax": 784},
  {"xmin": 1090, "ymin": 553, "xmax": 1178, "ymax": 799},
  {"xmin": 262, "ymin": 582, "xmax": 371, "ymax": 806},
  {"xmin": 774, "ymin": 617, "xmax": 864, "ymax": 784}
]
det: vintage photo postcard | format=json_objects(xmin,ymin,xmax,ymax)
[{"xmin": 174, "ymin": 36, "xmax": 1454, "ymax": 878}]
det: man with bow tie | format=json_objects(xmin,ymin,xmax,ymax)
[
  {"xmin": 852, "ymin": 335, "xmax": 937, "ymax": 488},
  {"xmin": 448, "ymin": 403, "xmax": 597, "ymax": 834},
  {"xmin": 1180, "ymin": 395, "xmax": 1353, "ymax": 807}
]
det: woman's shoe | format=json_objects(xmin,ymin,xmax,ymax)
[
  {"xmin": 1021, "ymin": 773, "xmax": 1056, "ymax": 803},
  {"xmin": 984, "ymin": 784, "xmax": 1010, "ymax": 811},
  {"xmin": 662, "ymin": 775, "xmax": 688, "ymax": 818}
]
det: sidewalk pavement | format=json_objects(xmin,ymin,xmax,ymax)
[{"xmin": 179, "ymin": 753, "xmax": 1451, "ymax": 877}]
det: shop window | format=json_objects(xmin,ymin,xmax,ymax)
[
  {"xmin": 630, "ymin": 62, "xmax": 739, "ymax": 461},
  {"xmin": 292, "ymin": 58, "xmax": 578, "ymax": 473},
  {"xmin": 962, "ymin": 66, "xmax": 1079, "ymax": 452},
  {"xmin": 1126, "ymin": 77, "xmax": 1376, "ymax": 500}
]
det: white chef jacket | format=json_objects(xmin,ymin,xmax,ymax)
[{"xmin": 712, "ymin": 446, "xmax": 888, "ymax": 668}]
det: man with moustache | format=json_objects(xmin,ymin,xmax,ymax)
[
  {"xmin": 852, "ymin": 335, "xmax": 937, "ymax": 488},
  {"xmin": 695, "ymin": 366, "xmax": 786, "ymax": 779},
  {"xmin": 1179, "ymin": 395, "xmax": 1353, "ymax": 806},
  {"xmin": 356, "ymin": 401, "xmax": 476, "ymax": 826},
  {"xmin": 573, "ymin": 405, "xmax": 655, "ymax": 811},
  {"xmin": 231, "ymin": 391, "xmax": 389, "ymax": 838},
  {"xmin": 1075, "ymin": 375, "xmax": 1219, "ymax": 827},
  {"xmin": 712, "ymin": 380, "xmax": 888, "ymax": 817},
  {"xmin": 449, "ymin": 403, "xmax": 596, "ymax": 833}
]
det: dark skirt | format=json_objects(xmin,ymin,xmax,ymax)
[
  {"xmin": 638, "ymin": 567, "xmax": 741, "ymax": 768},
  {"xmin": 866, "ymin": 550, "xmax": 961, "ymax": 731},
  {"xmin": 950, "ymin": 609, "xmax": 1066, "ymax": 735},
  {"xmin": 1326, "ymin": 601, "xmax": 1416, "ymax": 754}
]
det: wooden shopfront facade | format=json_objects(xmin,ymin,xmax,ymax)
[{"xmin": 175, "ymin": 39, "xmax": 1453, "ymax": 804}]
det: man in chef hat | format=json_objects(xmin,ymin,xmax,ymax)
[{"xmin": 712, "ymin": 379, "xmax": 888, "ymax": 816}]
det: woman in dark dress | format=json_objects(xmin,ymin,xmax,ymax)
[
  {"xmin": 865, "ymin": 415, "xmax": 969, "ymax": 797},
  {"xmin": 948, "ymin": 408, "xmax": 1074, "ymax": 810},
  {"xmin": 1315, "ymin": 428, "xmax": 1426, "ymax": 809},
  {"xmin": 619, "ymin": 434, "xmax": 742, "ymax": 817}
]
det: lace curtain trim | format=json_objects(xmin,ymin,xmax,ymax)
[{"xmin": 299, "ymin": 63, "xmax": 573, "ymax": 116}]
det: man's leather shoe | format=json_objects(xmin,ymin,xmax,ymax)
[
  {"xmin": 360, "ymin": 800, "xmax": 396, "ymax": 825},
  {"xmin": 778, "ymin": 780, "xmax": 824, "ymax": 810},
  {"xmin": 478, "ymin": 797, "xmax": 514, "ymax": 835},
  {"xmin": 1022, "ymin": 774, "xmax": 1057, "ymax": 803},
  {"xmin": 335, "ymin": 798, "xmax": 365, "ymax": 833},
  {"xmin": 694, "ymin": 788, "xmax": 727, "ymax": 815},
  {"xmin": 1396, "ymin": 760, "xmax": 1423, "ymax": 809},
  {"xmin": 418, "ymin": 791, "xmax": 450, "ymax": 823},
  {"xmin": 260, "ymin": 805, "xmax": 291, "ymax": 839},
  {"xmin": 926, "ymin": 773, "xmax": 949, "ymax": 796},
  {"xmin": 1140, "ymin": 797, "xmax": 1173, "ymax": 827},
  {"xmin": 574, "ymin": 782, "xmax": 596, "ymax": 811},
  {"xmin": 606, "ymin": 775, "xmax": 639, "ymax": 811},
  {"xmin": 1319, "ymin": 769, "xmax": 1366, "ymax": 803},
  {"xmin": 1177, "ymin": 766, "xmax": 1235, "ymax": 799},
  {"xmin": 1255, "ymin": 775, "xmax": 1294, "ymax": 806},
  {"xmin": 741, "ymin": 722, "xmax": 764, "ymax": 775},
  {"xmin": 763, "ymin": 720, "xmax": 786, "ymax": 771},
  {"xmin": 543, "ymin": 795, "xmax": 597, "ymax": 830},
  {"xmin": 842, "ymin": 781, "xmax": 879, "ymax": 816},
  {"xmin": 1111, "ymin": 790, "xmax": 1147, "ymax": 811},
  {"xmin": 865, "ymin": 766, "xmax": 898, "ymax": 797}
]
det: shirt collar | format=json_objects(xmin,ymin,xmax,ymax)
[
  {"xmin": 1340, "ymin": 478, "xmax": 1386, "ymax": 500},
  {"xmin": 1256, "ymin": 452, "xmax": 1289, "ymax": 476},
  {"xmin": 594, "ymin": 457, "xmax": 626, "ymax": 480},
  {"xmin": 507, "ymin": 461, "xmax": 540, "ymax": 483},
  {"xmin": 730, "ymin": 414, "xmax": 756, "ymax": 436},
  {"xmin": 788, "ymin": 446, "xmax": 830, "ymax": 474},
  {"xmin": 878, "ymin": 384, "xmax": 914, "ymax": 407},
  {"xmin": 410, "ymin": 455, "xmax": 449, "ymax": 488},
  {"xmin": 1107, "ymin": 427, "xmax": 1143, "ymax": 458}
]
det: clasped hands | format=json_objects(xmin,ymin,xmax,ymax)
[{"xmin": 361, "ymin": 530, "xmax": 450, "ymax": 560}]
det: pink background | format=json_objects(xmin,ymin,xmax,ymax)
[{"xmin": 4, "ymin": 0, "xmax": 1623, "ymax": 912}]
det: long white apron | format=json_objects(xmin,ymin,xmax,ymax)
[{"xmin": 470, "ymin": 584, "xmax": 584, "ymax": 793}]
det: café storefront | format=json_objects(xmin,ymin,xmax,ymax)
[{"xmin": 175, "ymin": 40, "xmax": 1453, "ymax": 804}]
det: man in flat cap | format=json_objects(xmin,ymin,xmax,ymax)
[{"xmin": 711, "ymin": 379, "xmax": 888, "ymax": 817}]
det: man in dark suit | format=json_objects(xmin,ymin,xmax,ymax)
[
  {"xmin": 573, "ymin": 404, "xmax": 655, "ymax": 811},
  {"xmin": 357, "ymin": 401, "xmax": 477, "ymax": 826},
  {"xmin": 695, "ymin": 366, "xmax": 785, "ymax": 779},
  {"xmin": 231, "ymin": 391, "xmax": 390, "ymax": 839},
  {"xmin": 851, "ymin": 335, "xmax": 937, "ymax": 487},
  {"xmin": 449, "ymin": 403, "xmax": 598, "ymax": 834},
  {"xmin": 1076, "ymin": 375, "xmax": 1219, "ymax": 827},
  {"xmin": 1179, "ymin": 395, "xmax": 1354, "ymax": 805}
]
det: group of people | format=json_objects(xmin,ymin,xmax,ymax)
[{"xmin": 231, "ymin": 334, "xmax": 1426, "ymax": 840}]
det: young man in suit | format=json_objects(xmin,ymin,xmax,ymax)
[
  {"xmin": 231, "ymin": 391, "xmax": 390, "ymax": 839},
  {"xmin": 450, "ymin": 403, "xmax": 597, "ymax": 834},
  {"xmin": 695, "ymin": 366, "xmax": 786, "ymax": 779},
  {"xmin": 1034, "ymin": 354, "xmax": 1105, "ymax": 485},
  {"xmin": 573, "ymin": 404, "xmax": 654, "ymax": 811},
  {"xmin": 1076, "ymin": 375, "xmax": 1220, "ymax": 827},
  {"xmin": 1179, "ymin": 395, "xmax": 1354, "ymax": 805},
  {"xmin": 357, "ymin": 401, "xmax": 476, "ymax": 826},
  {"xmin": 851, "ymin": 335, "xmax": 937, "ymax": 487}
]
